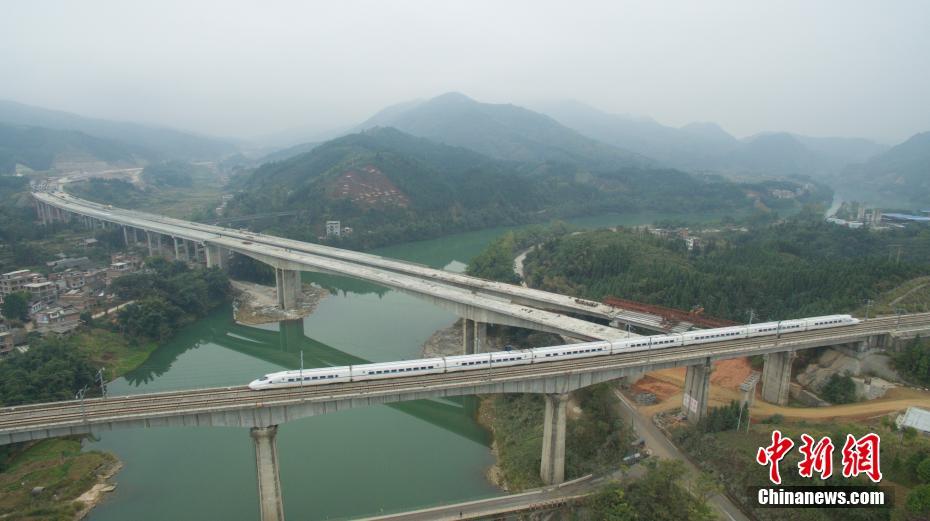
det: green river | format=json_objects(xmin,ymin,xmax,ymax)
[{"xmin": 85, "ymin": 211, "xmax": 736, "ymax": 520}]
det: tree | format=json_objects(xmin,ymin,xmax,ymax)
[
  {"xmin": 586, "ymin": 484, "xmax": 636, "ymax": 521},
  {"xmin": 0, "ymin": 339, "xmax": 97, "ymax": 406},
  {"xmin": 1, "ymin": 291, "xmax": 29, "ymax": 322},
  {"xmin": 821, "ymin": 373, "xmax": 857, "ymax": 404},
  {"xmin": 906, "ymin": 484, "xmax": 930, "ymax": 520},
  {"xmin": 918, "ymin": 457, "xmax": 930, "ymax": 484}
]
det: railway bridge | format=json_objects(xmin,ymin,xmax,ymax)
[{"xmin": 2, "ymin": 314, "xmax": 928, "ymax": 521}]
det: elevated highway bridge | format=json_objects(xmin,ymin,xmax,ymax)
[
  {"xmin": 34, "ymin": 190, "xmax": 633, "ymax": 343},
  {"xmin": 34, "ymin": 190, "xmax": 678, "ymax": 333}
]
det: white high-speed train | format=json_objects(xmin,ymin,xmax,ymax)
[{"xmin": 247, "ymin": 314, "xmax": 858, "ymax": 390}]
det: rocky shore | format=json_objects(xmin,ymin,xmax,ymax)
[
  {"xmin": 232, "ymin": 280, "xmax": 330, "ymax": 325},
  {"xmin": 75, "ymin": 460, "xmax": 123, "ymax": 520}
]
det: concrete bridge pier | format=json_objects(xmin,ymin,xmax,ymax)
[
  {"xmin": 123, "ymin": 226, "xmax": 131, "ymax": 246},
  {"xmin": 205, "ymin": 245, "xmax": 227, "ymax": 269},
  {"xmin": 682, "ymin": 358, "xmax": 712, "ymax": 422},
  {"xmin": 761, "ymin": 351, "xmax": 795, "ymax": 405},
  {"xmin": 462, "ymin": 319, "xmax": 488, "ymax": 354},
  {"xmin": 146, "ymin": 232, "xmax": 154, "ymax": 257},
  {"xmin": 250, "ymin": 425, "xmax": 285, "ymax": 521},
  {"xmin": 275, "ymin": 268, "xmax": 301, "ymax": 310},
  {"xmin": 540, "ymin": 392, "xmax": 569, "ymax": 485}
]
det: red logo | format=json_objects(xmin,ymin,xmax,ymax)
[
  {"xmin": 841, "ymin": 433, "xmax": 882, "ymax": 483},
  {"xmin": 756, "ymin": 430, "xmax": 795, "ymax": 485},
  {"xmin": 757, "ymin": 431, "xmax": 882, "ymax": 484},
  {"xmin": 797, "ymin": 433, "xmax": 834, "ymax": 480}
]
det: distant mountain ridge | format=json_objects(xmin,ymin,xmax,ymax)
[
  {"xmin": 839, "ymin": 132, "xmax": 930, "ymax": 206},
  {"xmin": 0, "ymin": 122, "xmax": 150, "ymax": 174},
  {"xmin": 530, "ymin": 99, "xmax": 889, "ymax": 178},
  {"xmin": 354, "ymin": 92, "xmax": 652, "ymax": 170},
  {"xmin": 0, "ymin": 99, "xmax": 237, "ymax": 161}
]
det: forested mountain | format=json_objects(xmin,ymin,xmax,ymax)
[
  {"xmin": 0, "ymin": 99, "xmax": 237, "ymax": 161},
  {"xmin": 532, "ymin": 100, "xmax": 887, "ymax": 179},
  {"xmin": 510, "ymin": 218, "xmax": 930, "ymax": 322},
  {"xmin": 226, "ymin": 127, "xmax": 786, "ymax": 248},
  {"xmin": 354, "ymin": 93, "xmax": 651, "ymax": 170},
  {"xmin": 838, "ymin": 131, "xmax": 930, "ymax": 206},
  {"xmin": 0, "ymin": 122, "xmax": 148, "ymax": 174}
]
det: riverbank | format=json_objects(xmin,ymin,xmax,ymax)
[
  {"xmin": 231, "ymin": 280, "xmax": 330, "ymax": 325},
  {"xmin": 0, "ymin": 438, "xmax": 120, "ymax": 519}
]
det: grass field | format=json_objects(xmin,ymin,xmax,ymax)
[{"xmin": 70, "ymin": 328, "xmax": 158, "ymax": 379}]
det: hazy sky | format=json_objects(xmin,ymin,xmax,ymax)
[{"xmin": 1, "ymin": 1, "xmax": 928, "ymax": 143}]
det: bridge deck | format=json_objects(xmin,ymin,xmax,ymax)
[
  {"xmin": 34, "ymin": 191, "xmax": 629, "ymax": 341},
  {"xmin": 35, "ymin": 190, "xmax": 675, "ymax": 332},
  {"xmin": 3, "ymin": 314, "xmax": 927, "ymax": 445}
]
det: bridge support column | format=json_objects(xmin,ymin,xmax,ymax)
[
  {"xmin": 146, "ymin": 232, "xmax": 154, "ymax": 257},
  {"xmin": 36, "ymin": 202, "xmax": 46, "ymax": 225},
  {"xmin": 173, "ymin": 237, "xmax": 182, "ymax": 260},
  {"xmin": 540, "ymin": 393, "xmax": 569, "ymax": 485},
  {"xmin": 205, "ymin": 245, "xmax": 226, "ymax": 269},
  {"xmin": 761, "ymin": 351, "xmax": 794, "ymax": 405},
  {"xmin": 250, "ymin": 425, "xmax": 285, "ymax": 521},
  {"xmin": 275, "ymin": 268, "xmax": 301, "ymax": 310},
  {"xmin": 682, "ymin": 358, "xmax": 712, "ymax": 422},
  {"xmin": 462, "ymin": 319, "xmax": 488, "ymax": 354},
  {"xmin": 123, "ymin": 226, "xmax": 130, "ymax": 246}
]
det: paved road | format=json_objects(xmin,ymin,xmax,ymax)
[
  {"xmin": 613, "ymin": 388, "xmax": 751, "ymax": 521},
  {"xmin": 353, "ymin": 482, "xmax": 589, "ymax": 520}
]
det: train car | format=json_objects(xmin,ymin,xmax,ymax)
[
  {"xmin": 747, "ymin": 321, "xmax": 781, "ymax": 338},
  {"xmin": 648, "ymin": 334, "xmax": 684, "ymax": 350},
  {"xmin": 531, "ymin": 341, "xmax": 611, "ymax": 363},
  {"xmin": 776, "ymin": 319, "xmax": 807, "ymax": 335},
  {"xmin": 350, "ymin": 358, "xmax": 445, "ymax": 382},
  {"xmin": 804, "ymin": 314, "xmax": 858, "ymax": 330},
  {"xmin": 248, "ymin": 366, "xmax": 352, "ymax": 390},
  {"xmin": 611, "ymin": 336, "xmax": 652, "ymax": 354},
  {"xmin": 445, "ymin": 350, "xmax": 533, "ymax": 373},
  {"xmin": 681, "ymin": 325, "xmax": 749, "ymax": 346}
]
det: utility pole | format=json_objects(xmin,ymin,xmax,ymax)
[
  {"xmin": 864, "ymin": 299, "xmax": 874, "ymax": 320},
  {"xmin": 95, "ymin": 368, "xmax": 107, "ymax": 399},
  {"xmin": 300, "ymin": 350, "xmax": 304, "ymax": 388},
  {"xmin": 747, "ymin": 309, "xmax": 756, "ymax": 326},
  {"xmin": 75, "ymin": 385, "xmax": 89, "ymax": 421},
  {"xmin": 736, "ymin": 403, "xmax": 743, "ymax": 432}
]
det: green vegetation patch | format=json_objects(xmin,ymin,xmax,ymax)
[
  {"xmin": 514, "ymin": 216, "xmax": 930, "ymax": 322},
  {"xmin": 69, "ymin": 328, "xmax": 158, "ymax": 380},
  {"xmin": 483, "ymin": 384, "xmax": 632, "ymax": 492},
  {"xmin": 579, "ymin": 460, "xmax": 715, "ymax": 521},
  {"xmin": 0, "ymin": 438, "xmax": 117, "ymax": 521}
]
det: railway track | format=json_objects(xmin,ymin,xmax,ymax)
[{"xmin": 3, "ymin": 314, "xmax": 927, "ymax": 434}]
